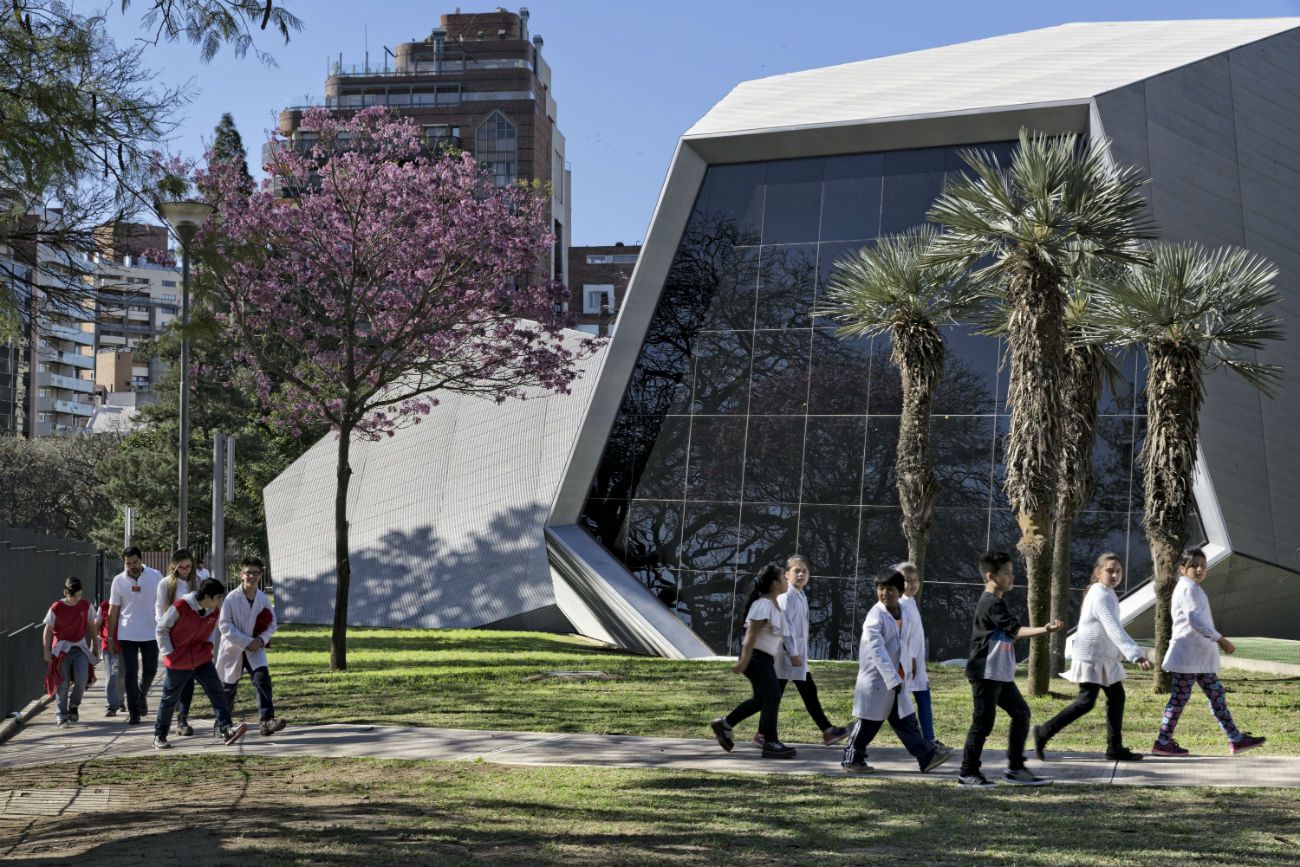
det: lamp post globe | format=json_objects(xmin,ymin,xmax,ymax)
[{"xmin": 159, "ymin": 200, "xmax": 215, "ymax": 550}]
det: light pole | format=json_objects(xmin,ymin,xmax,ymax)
[{"xmin": 159, "ymin": 200, "xmax": 215, "ymax": 551}]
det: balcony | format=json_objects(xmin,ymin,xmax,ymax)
[
  {"xmin": 50, "ymin": 325, "xmax": 95, "ymax": 345},
  {"xmin": 53, "ymin": 399, "xmax": 93, "ymax": 417},
  {"xmin": 54, "ymin": 351, "xmax": 94, "ymax": 369},
  {"xmin": 328, "ymin": 57, "xmax": 533, "ymax": 78},
  {"xmin": 46, "ymin": 373, "xmax": 94, "ymax": 393}
]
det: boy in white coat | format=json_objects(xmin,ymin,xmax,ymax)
[
  {"xmin": 217, "ymin": 557, "xmax": 286, "ymax": 736},
  {"xmin": 841, "ymin": 569, "xmax": 953, "ymax": 774}
]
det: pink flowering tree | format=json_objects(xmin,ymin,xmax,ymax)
[{"xmin": 193, "ymin": 107, "xmax": 591, "ymax": 670}]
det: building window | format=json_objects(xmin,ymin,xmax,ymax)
[
  {"xmin": 574, "ymin": 324, "xmax": 601, "ymax": 336},
  {"xmin": 161, "ymin": 294, "xmax": 176, "ymax": 303},
  {"xmin": 583, "ymin": 284, "xmax": 614, "ymax": 315},
  {"xmin": 475, "ymin": 111, "xmax": 518, "ymax": 188},
  {"xmin": 586, "ymin": 253, "xmax": 639, "ymax": 265},
  {"xmin": 161, "ymin": 280, "xmax": 177, "ymax": 287}
]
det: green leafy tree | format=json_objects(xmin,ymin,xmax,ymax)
[
  {"xmin": 1090, "ymin": 242, "xmax": 1283, "ymax": 691},
  {"xmin": 926, "ymin": 130, "xmax": 1154, "ymax": 695},
  {"xmin": 817, "ymin": 225, "xmax": 971, "ymax": 582},
  {"xmin": 210, "ymin": 112, "xmax": 254, "ymax": 194}
]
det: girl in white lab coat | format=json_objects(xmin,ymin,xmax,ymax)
[
  {"xmin": 841, "ymin": 569, "xmax": 952, "ymax": 774},
  {"xmin": 1153, "ymin": 547, "xmax": 1265, "ymax": 756},
  {"xmin": 895, "ymin": 560, "xmax": 941, "ymax": 748}
]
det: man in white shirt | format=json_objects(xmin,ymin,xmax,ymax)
[{"xmin": 107, "ymin": 546, "xmax": 165, "ymax": 725}]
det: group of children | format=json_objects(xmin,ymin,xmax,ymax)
[
  {"xmin": 712, "ymin": 546, "xmax": 1265, "ymax": 787},
  {"xmin": 41, "ymin": 546, "xmax": 284, "ymax": 751}
]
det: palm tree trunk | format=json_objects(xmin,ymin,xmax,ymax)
[
  {"xmin": 1020, "ymin": 508, "xmax": 1053, "ymax": 692},
  {"xmin": 1140, "ymin": 346, "xmax": 1203, "ymax": 694},
  {"xmin": 1049, "ymin": 511, "xmax": 1072, "ymax": 676},
  {"xmin": 330, "ymin": 425, "xmax": 354, "ymax": 672},
  {"xmin": 894, "ymin": 326, "xmax": 943, "ymax": 585}
]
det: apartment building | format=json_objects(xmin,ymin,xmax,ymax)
[
  {"xmin": 91, "ymin": 245, "xmax": 180, "ymax": 397},
  {"xmin": 276, "ymin": 6, "xmax": 571, "ymax": 282},
  {"xmin": 28, "ymin": 245, "xmax": 97, "ymax": 436},
  {"xmin": 566, "ymin": 243, "xmax": 640, "ymax": 336}
]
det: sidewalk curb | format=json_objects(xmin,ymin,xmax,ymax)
[
  {"xmin": 1219, "ymin": 657, "xmax": 1300, "ymax": 677},
  {"xmin": 0, "ymin": 694, "xmax": 52, "ymax": 746}
]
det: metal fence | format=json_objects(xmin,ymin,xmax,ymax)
[{"xmin": 0, "ymin": 526, "xmax": 114, "ymax": 719}]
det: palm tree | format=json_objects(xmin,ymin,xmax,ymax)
[
  {"xmin": 816, "ymin": 225, "xmax": 970, "ymax": 583},
  {"xmin": 1090, "ymin": 242, "xmax": 1283, "ymax": 690},
  {"xmin": 926, "ymin": 129, "xmax": 1153, "ymax": 695}
]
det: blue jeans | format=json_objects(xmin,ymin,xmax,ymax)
[
  {"xmin": 842, "ymin": 689, "xmax": 935, "ymax": 770},
  {"xmin": 912, "ymin": 688, "xmax": 935, "ymax": 742},
  {"xmin": 153, "ymin": 661, "xmax": 233, "ymax": 739},
  {"xmin": 223, "ymin": 658, "xmax": 276, "ymax": 721},
  {"xmin": 102, "ymin": 649, "xmax": 125, "ymax": 711}
]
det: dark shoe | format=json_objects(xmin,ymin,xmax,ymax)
[
  {"xmin": 1151, "ymin": 740, "xmax": 1189, "ymax": 757},
  {"xmin": 932, "ymin": 739, "xmax": 951, "ymax": 751},
  {"xmin": 710, "ymin": 718, "xmax": 734, "ymax": 752},
  {"xmin": 822, "ymin": 725, "xmax": 850, "ymax": 746},
  {"xmin": 1230, "ymin": 733, "xmax": 1266, "ymax": 755},
  {"xmin": 841, "ymin": 761, "xmax": 874, "ymax": 774},
  {"xmin": 222, "ymin": 723, "xmax": 249, "ymax": 746},
  {"xmin": 1106, "ymin": 746, "xmax": 1144, "ymax": 762},
  {"xmin": 923, "ymin": 747, "xmax": 954, "ymax": 773},
  {"xmin": 152, "ymin": 736, "xmax": 171, "ymax": 750},
  {"xmin": 68, "ymin": 707, "xmax": 79, "ymax": 723},
  {"xmin": 260, "ymin": 718, "xmax": 287, "ymax": 736},
  {"xmin": 957, "ymin": 773, "xmax": 996, "ymax": 788},
  {"xmin": 1032, "ymin": 724, "xmax": 1048, "ymax": 762},
  {"xmin": 56, "ymin": 718, "xmax": 70, "ymax": 728},
  {"xmin": 750, "ymin": 732, "xmax": 765, "ymax": 749},
  {"xmin": 175, "ymin": 719, "xmax": 194, "ymax": 737},
  {"xmin": 127, "ymin": 714, "xmax": 142, "ymax": 725},
  {"xmin": 760, "ymin": 740, "xmax": 797, "ymax": 759},
  {"xmin": 1003, "ymin": 768, "xmax": 1052, "ymax": 786},
  {"xmin": 104, "ymin": 707, "xmax": 118, "ymax": 718}
]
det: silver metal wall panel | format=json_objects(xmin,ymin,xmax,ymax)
[{"xmin": 263, "ymin": 332, "xmax": 606, "ymax": 629}]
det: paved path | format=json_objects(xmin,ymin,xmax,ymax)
[{"xmin": 4, "ymin": 683, "xmax": 1297, "ymax": 788}]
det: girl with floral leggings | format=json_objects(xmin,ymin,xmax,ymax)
[{"xmin": 1153, "ymin": 547, "xmax": 1265, "ymax": 757}]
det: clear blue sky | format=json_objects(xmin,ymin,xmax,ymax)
[{"xmin": 92, "ymin": 0, "xmax": 1300, "ymax": 246}]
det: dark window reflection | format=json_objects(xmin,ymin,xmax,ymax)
[{"xmin": 582, "ymin": 142, "xmax": 1145, "ymax": 660}]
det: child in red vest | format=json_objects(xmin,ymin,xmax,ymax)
[
  {"xmin": 153, "ymin": 577, "xmax": 247, "ymax": 749},
  {"xmin": 97, "ymin": 599, "xmax": 126, "ymax": 716},
  {"xmin": 42, "ymin": 577, "xmax": 98, "ymax": 727}
]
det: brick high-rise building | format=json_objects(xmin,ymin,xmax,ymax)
[
  {"xmin": 566, "ymin": 243, "xmax": 640, "ymax": 336},
  {"xmin": 276, "ymin": 6, "xmax": 571, "ymax": 283}
]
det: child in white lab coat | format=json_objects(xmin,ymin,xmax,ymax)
[{"xmin": 217, "ymin": 556, "xmax": 286, "ymax": 736}]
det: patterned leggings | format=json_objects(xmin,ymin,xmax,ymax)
[{"xmin": 1157, "ymin": 672, "xmax": 1241, "ymax": 745}]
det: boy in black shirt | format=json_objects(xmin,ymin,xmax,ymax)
[{"xmin": 958, "ymin": 550, "xmax": 1063, "ymax": 787}]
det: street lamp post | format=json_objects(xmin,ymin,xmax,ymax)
[{"xmin": 159, "ymin": 200, "xmax": 215, "ymax": 551}]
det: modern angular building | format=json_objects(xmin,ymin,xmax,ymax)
[
  {"xmin": 544, "ymin": 18, "xmax": 1300, "ymax": 659},
  {"xmin": 266, "ymin": 19, "xmax": 1300, "ymax": 661}
]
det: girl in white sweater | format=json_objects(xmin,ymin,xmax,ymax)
[
  {"xmin": 1032, "ymin": 552, "xmax": 1152, "ymax": 761},
  {"xmin": 1152, "ymin": 547, "xmax": 1265, "ymax": 757}
]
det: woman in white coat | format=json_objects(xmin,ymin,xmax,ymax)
[
  {"xmin": 1032, "ymin": 552, "xmax": 1152, "ymax": 762},
  {"xmin": 1152, "ymin": 547, "xmax": 1264, "ymax": 757},
  {"xmin": 217, "ymin": 556, "xmax": 285, "ymax": 736},
  {"xmin": 841, "ymin": 569, "xmax": 952, "ymax": 774}
]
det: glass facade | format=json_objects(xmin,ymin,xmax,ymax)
[{"xmin": 580, "ymin": 143, "xmax": 1157, "ymax": 661}]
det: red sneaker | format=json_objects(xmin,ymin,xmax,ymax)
[
  {"xmin": 1151, "ymin": 740, "xmax": 1189, "ymax": 757},
  {"xmin": 1230, "ymin": 733, "xmax": 1266, "ymax": 755}
]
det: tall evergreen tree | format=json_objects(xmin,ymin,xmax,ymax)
[{"xmin": 211, "ymin": 113, "xmax": 254, "ymax": 193}]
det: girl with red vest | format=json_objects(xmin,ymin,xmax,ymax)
[
  {"xmin": 42, "ymin": 577, "xmax": 98, "ymax": 727},
  {"xmin": 152, "ymin": 577, "xmax": 248, "ymax": 749}
]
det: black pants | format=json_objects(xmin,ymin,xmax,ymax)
[
  {"xmin": 223, "ymin": 657, "xmax": 276, "ymax": 721},
  {"xmin": 119, "ymin": 639, "xmax": 159, "ymax": 718},
  {"xmin": 154, "ymin": 661, "xmax": 233, "ymax": 739},
  {"xmin": 961, "ymin": 678, "xmax": 1030, "ymax": 776},
  {"xmin": 842, "ymin": 689, "xmax": 935, "ymax": 770},
  {"xmin": 725, "ymin": 650, "xmax": 781, "ymax": 741},
  {"xmin": 1039, "ymin": 681, "xmax": 1126, "ymax": 751},
  {"xmin": 779, "ymin": 671, "xmax": 833, "ymax": 732}
]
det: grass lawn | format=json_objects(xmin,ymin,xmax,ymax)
[
  {"xmin": 1227, "ymin": 638, "xmax": 1300, "ymax": 666},
  {"xmin": 2, "ymin": 755, "xmax": 1299, "ymax": 865},
  {"xmin": 267, "ymin": 626, "xmax": 1300, "ymax": 756}
]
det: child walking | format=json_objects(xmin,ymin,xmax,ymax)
[
  {"xmin": 217, "ymin": 557, "xmax": 286, "ymax": 736},
  {"xmin": 958, "ymin": 550, "xmax": 1063, "ymax": 787},
  {"xmin": 42, "ymin": 577, "xmax": 98, "ymax": 727},
  {"xmin": 751, "ymin": 555, "xmax": 848, "ymax": 747},
  {"xmin": 155, "ymin": 549, "xmax": 199, "ymax": 736},
  {"xmin": 841, "ymin": 569, "xmax": 953, "ymax": 774},
  {"xmin": 896, "ymin": 560, "xmax": 944, "ymax": 749},
  {"xmin": 1032, "ymin": 552, "xmax": 1152, "ymax": 761},
  {"xmin": 97, "ymin": 598, "xmax": 125, "ymax": 717},
  {"xmin": 153, "ymin": 577, "xmax": 248, "ymax": 749},
  {"xmin": 1152, "ymin": 547, "xmax": 1265, "ymax": 757},
  {"xmin": 710, "ymin": 563, "xmax": 797, "ymax": 759}
]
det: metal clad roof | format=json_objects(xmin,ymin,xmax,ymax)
[{"xmin": 687, "ymin": 19, "xmax": 1300, "ymax": 137}]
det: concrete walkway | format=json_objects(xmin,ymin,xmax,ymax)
[{"xmin": 4, "ymin": 683, "xmax": 1297, "ymax": 789}]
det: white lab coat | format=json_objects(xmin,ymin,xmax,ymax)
[
  {"xmin": 1161, "ymin": 576, "xmax": 1222, "ymax": 674},
  {"xmin": 774, "ymin": 587, "xmax": 809, "ymax": 681},
  {"xmin": 853, "ymin": 602, "xmax": 915, "ymax": 722},
  {"xmin": 216, "ymin": 588, "xmax": 277, "ymax": 684},
  {"xmin": 899, "ymin": 595, "xmax": 929, "ymax": 690}
]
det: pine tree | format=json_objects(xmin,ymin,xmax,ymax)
[{"xmin": 211, "ymin": 113, "xmax": 255, "ymax": 193}]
